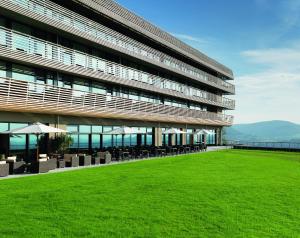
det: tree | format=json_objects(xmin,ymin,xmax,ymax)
[{"xmin": 50, "ymin": 134, "xmax": 73, "ymax": 154}]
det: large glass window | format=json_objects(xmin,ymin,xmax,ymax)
[
  {"xmin": 0, "ymin": 18, "xmax": 7, "ymax": 46},
  {"xmin": 9, "ymin": 123, "xmax": 28, "ymax": 150},
  {"xmin": 67, "ymin": 125, "xmax": 78, "ymax": 148},
  {"xmin": 12, "ymin": 64, "xmax": 35, "ymax": 82},
  {"xmin": 103, "ymin": 126, "xmax": 112, "ymax": 148},
  {"xmin": 92, "ymin": 82, "xmax": 106, "ymax": 95},
  {"xmin": 33, "ymin": 39, "xmax": 45, "ymax": 57},
  {"xmin": 0, "ymin": 61, "xmax": 6, "ymax": 78},
  {"xmin": 186, "ymin": 129, "xmax": 193, "ymax": 145},
  {"xmin": 0, "ymin": 123, "xmax": 8, "ymax": 132},
  {"xmin": 91, "ymin": 125, "xmax": 102, "ymax": 149}
]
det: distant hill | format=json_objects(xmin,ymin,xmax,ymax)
[{"xmin": 224, "ymin": 120, "xmax": 300, "ymax": 142}]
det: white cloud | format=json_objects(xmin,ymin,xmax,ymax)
[
  {"xmin": 170, "ymin": 33, "xmax": 210, "ymax": 45},
  {"xmin": 234, "ymin": 46, "xmax": 300, "ymax": 124}
]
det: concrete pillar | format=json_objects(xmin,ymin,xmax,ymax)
[
  {"xmin": 171, "ymin": 134, "xmax": 175, "ymax": 146},
  {"xmin": 216, "ymin": 128, "xmax": 223, "ymax": 145},
  {"xmin": 182, "ymin": 128, "xmax": 187, "ymax": 145},
  {"xmin": 154, "ymin": 128, "xmax": 162, "ymax": 146}
]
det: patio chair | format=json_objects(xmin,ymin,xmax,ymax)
[
  {"xmin": 78, "ymin": 154, "xmax": 92, "ymax": 166},
  {"xmin": 64, "ymin": 154, "xmax": 79, "ymax": 167},
  {"xmin": 0, "ymin": 161, "xmax": 9, "ymax": 177},
  {"xmin": 92, "ymin": 156, "xmax": 100, "ymax": 165},
  {"xmin": 6, "ymin": 156, "xmax": 25, "ymax": 174},
  {"xmin": 30, "ymin": 158, "xmax": 54, "ymax": 173},
  {"xmin": 96, "ymin": 151, "xmax": 111, "ymax": 164}
]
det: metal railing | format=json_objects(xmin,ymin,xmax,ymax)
[
  {"xmin": 0, "ymin": 77, "xmax": 234, "ymax": 125},
  {"xmin": 5, "ymin": 0, "xmax": 235, "ymax": 93},
  {"xmin": 229, "ymin": 141, "xmax": 300, "ymax": 150},
  {"xmin": 0, "ymin": 26, "xmax": 235, "ymax": 109}
]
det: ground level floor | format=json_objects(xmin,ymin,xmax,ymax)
[{"xmin": 0, "ymin": 111, "xmax": 223, "ymax": 161}]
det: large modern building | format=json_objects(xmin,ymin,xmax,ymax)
[{"xmin": 0, "ymin": 0, "xmax": 235, "ymax": 159}]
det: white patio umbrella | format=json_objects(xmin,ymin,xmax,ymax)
[
  {"xmin": 1, "ymin": 122, "xmax": 66, "ymax": 161},
  {"xmin": 162, "ymin": 128, "xmax": 186, "ymax": 134},
  {"xmin": 103, "ymin": 126, "xmax": 145, "ymax": 146},
  {"xmin": 193, "ymin": 129, "xmax": 214, "ymax": 144},
  {"xmin": 194, "ymin": 129, "xmax": 214, "ymax": 135},
  {"xmin": 103, "ymin": 126, "xmax": 143, "ymax": 135}
]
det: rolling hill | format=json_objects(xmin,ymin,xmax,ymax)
[{"xmin": 224, "ymin": 120, "xmax": 300, "ymax": 142}]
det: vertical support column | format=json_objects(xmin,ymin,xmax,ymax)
[
  {"xmin": 154, "ymin": 128, "xmax": 162, "ymax": 146},
  {"xmin": 215, "ymin": 128, "xmax": 223, "ymax": 146},
  {"xmin": 100, "ymin": 134, "xmax": 103, "ymax": 150},
  {"xmin": 88, "ymin": 134, "xmax": 92, "ymax": 153},
  {"xmin": 182, "ymin": 128, "xmax": 187, "ymax": 145},
  {"xmin": 169, "ymin": 134, "xmax": 174, "ymax": 146},
  {"xmin": 137, "ymin": 134, "xmax": 142, "ymax": 146},
  {"xmin": 25, "ymin": 134, "xmax": 30, "ymax": 163}
]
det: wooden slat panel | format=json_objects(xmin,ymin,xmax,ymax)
[{"xmin": 0, "ymin": 77, "xmax": 234, "ymax": 126}]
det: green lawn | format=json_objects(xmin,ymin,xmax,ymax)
[{"xmin": 0, "ymin": 150, "xmax": 300, "ymax": 238}]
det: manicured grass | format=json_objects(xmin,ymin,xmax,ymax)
[{"xmin": 0, "ymin": 150, "xmax": 300, "ymax": 238}]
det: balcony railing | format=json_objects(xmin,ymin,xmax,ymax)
[
  {"xmin": 4, "ymin": 0, "xmax": 235, "ymax": 93},
  {"xmin": 0, "ymin": 77, "xmax": 234, "ymax": 125},
  {"xmin": 0, "ymin": 26, "xmax": 235, "ymax": 109}
]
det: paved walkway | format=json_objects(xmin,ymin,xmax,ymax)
[{"xmin": 0, "ymin": 146, "xmax": 232, "ymax": 180}]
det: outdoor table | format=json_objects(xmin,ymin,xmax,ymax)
[
  {"xmin": 171, "ymin": 147, "xmax": 178, "ymax": 155},
  {"xmin": 156, "ymin": 148, "xmax": 166, "ymax": 157},
  {"xmin": 120, "ymin": 151, "xmax": 130, "ymax": 160},
  {"xmin": 184, "ymin": 147, "xmax": 191, "ymax": 153},
  {"xmin": 140, "ymin": 149, "xmax": 149, "ymax": 158},
  {"xmin": 57, "ymin": 159, "xmax": 65, "ymax": 168}
]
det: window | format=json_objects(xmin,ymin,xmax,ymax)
[
  {"xmin": 103, "ymin": 126, "xmax": 112, "ymax": 147},
  {"xmin": 61, "ymin": 50, "xmax": 72, "ymax": 65},
  {"xmin": 97, "ymin": 60, "xmax": 106, "ymax": 72},
  {"xmin": 12, "ymin": 33, "xmax": 29, "ymax": 52},
  {"xmin": 92, "ymin": 82, "xmax": 106, "ymax": 95},
  {"xmin": 0, "ymin": 61, "xmax": 6, "ymax": 78},
  {"xmin": 0, "ymin": 26, "xmax": 7, "ymax": 46},
  {"xmin": 74, "ymin": 52, "xmax": 86, "ymax": 67},
  {"xmin": 33, "ymin": 39, "xmax": 45, "ymax": 57},
  {"xmin": 73, "ymin": 79, "xmax": 89, "ymax": 92},
  {"xmin": 0, "ymin": 122, "xmax": 8, "ymax": 132},
  {"xmin": 9, "ymin": 123, "xmax": 28, "ymax": 150},
  {"xmin": 12, "ymin": 64, "xmax": 35, "ymax": 83}
]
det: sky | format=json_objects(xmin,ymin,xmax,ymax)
[{"xmin": 116, "ymin": 0, "xmax": 300, "ymax": 124}]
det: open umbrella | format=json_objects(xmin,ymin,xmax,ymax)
[
  {"xmin": 103, "ymin": 126, "xmax": 145, "ymax": 146},
  {"xmin": 1, "ymin": 122, "xmax": 66, "ymax": 161},
  {"xmin": 162, "ymin": 128, "xmax": 186, "ymax": 134},
  {"xmin": 194, "ymin": 129, "xmax": 214, "ymax": 135},
  {"xmin": 103, "ymin": 126, "xmax": 143, "ymax": 135}
]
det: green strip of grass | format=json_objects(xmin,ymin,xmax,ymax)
[{"xmin": 0, "ymin": 149, "xmax": 300, "ymax": 238}]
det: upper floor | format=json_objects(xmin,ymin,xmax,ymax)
[{"xmin": 0, "ymin": 0, "xmax": 235, "ymax": 94}]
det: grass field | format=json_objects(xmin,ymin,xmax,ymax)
[{"xmin": 0, "ymin": 149, "xmax": 300, "ymax": 238}]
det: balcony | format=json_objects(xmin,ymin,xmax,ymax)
[
  {"xmin": 0, "ymin": 77, "xmax": 234, "ymax": 126},
  {"xmin": 1, "ymin": 0, "xmax": 235, "ymax": 94},
  {"xmin": 0, "ymin": 26, "xmax": 235, "ymax": 110}
]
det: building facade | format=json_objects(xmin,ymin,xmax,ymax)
[{"xmin": 0, "ymin": 0, "xmax": 235, "ymax": 159}]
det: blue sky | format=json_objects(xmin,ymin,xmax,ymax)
[{"xmin": 116, "ymin": 0, "xmax": 300, "ymax": 124}]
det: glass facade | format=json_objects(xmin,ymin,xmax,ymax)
[{"xmin": 66, "ymin": 125, "xmax": 153, "ymax": 149}]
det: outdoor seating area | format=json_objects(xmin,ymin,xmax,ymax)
[
  {"xmin": 0, "ymin": 143, "xmax": 207, "ymax": 177},
  {"xmin": 0, "ymin": 122, "xmax": 210, "ymax": 177}
]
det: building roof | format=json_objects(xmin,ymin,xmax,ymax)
[{"xmin": 73, "ymin": 0, "xmax": 234, "ymax": 79}]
